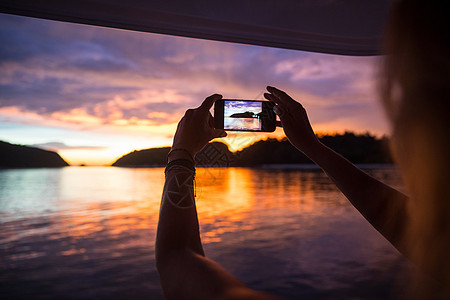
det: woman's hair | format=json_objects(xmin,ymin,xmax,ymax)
[{"xmin": 380, "ymin": 0, "xmax": 450, "ymax": 297}]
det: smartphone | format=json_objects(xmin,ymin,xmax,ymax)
[{"xmin": 214, "ymin": 99, "xmax": 276, "ymax": 132}]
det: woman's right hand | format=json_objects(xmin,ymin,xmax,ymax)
[{"xmin": 264, "ymin": 86, "xmax": 320, "ymax": 154}]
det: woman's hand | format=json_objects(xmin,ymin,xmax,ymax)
[
  {"xmin": 264, "ymin": 86, "xmax": 319, "ymax": 154},
  {"xmin": 170, "ymin": 94, "xmax": 227, "ymax": 161}
]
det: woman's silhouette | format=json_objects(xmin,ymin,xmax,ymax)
[{"xmin": 156, "ymin": 0, "xmax": 449, "ymax": 298}]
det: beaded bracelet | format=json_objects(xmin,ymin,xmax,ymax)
[
  {"xmin": 165, "ymin": 159, "xmax": 196, "ymax": 197},
  {"xmin": 167, "ymin": 148, "xmax": 194, "ymax": 163}
]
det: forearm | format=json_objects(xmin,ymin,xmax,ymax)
[
  {"xmin": 155, "ymin": 160, "xmax": 279, "ymax": 300},
  {"xmin": 155, "ymin": 96, "xmax": 284, "ymax": 300},
  {"xmin": 155, "ymin": 161, "xmax": 204, "ymax": 269},
  {"xmin": 302, "ymin": 140, "xmax": 410, "ymax": 253}
]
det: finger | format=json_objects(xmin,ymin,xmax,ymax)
[
  {"xmin": 208, "ymin": 112, "xmax": 219, "ymax": 129},
  {"xmin": 266, "ymin": 86, "xmax": 295, "ymax": 106},
  {"xmin": 265, "ymin": 93, "xmax": 288, "ymax": 114},
  {"xmin": 184, "ymin": 108, "xmax": 195, "ymax": 117},
  {"xmin": 198, "ymin": 94, "xmax": 222, "ymax": 112},
  {"xmin": 273, "ymin": 103, "xmax": 288, "ymax": 118},
  {"xmin": 213, "ymin": 129, "xmax": 227, "ymax": 138},
  {"xmin": 208, "ymin": 114, "xmax": 227, "ymax": 137},
  {"xmin": 264, "ymin": 93, "xmax": 281, "ymax": 105}
]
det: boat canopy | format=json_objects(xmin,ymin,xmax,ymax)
[{"xmin": 0, "ymin": 0, "xmax": 392, "ymax": 56}]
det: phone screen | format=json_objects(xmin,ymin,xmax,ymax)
[{"xmin": 223, "ymin": 100, "xmax": 263, "ymax": 131}]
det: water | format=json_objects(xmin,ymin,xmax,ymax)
[
  {"xmin": 224, "ymin": 116, "xmax": 261, "ymax": 131},
  {"xmin": 0, "ymin": 166, "xmax": 418, "ymax": 299}
]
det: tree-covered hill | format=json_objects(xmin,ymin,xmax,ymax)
[
  {"xmin": 0, "ymin": 140, "xmax": 69, "ymax": 168},
  {"xmin": 112, "ymin": 132, "xmax": 392, "ymax": 167},
  {"xmin": 112, "ymin": 147, "xmax": 171, "ymax": 167}
]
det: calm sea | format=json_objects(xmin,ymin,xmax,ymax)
[{"xmin": 0, "ymin": 166, "xmax": 421, "ymax": 299}]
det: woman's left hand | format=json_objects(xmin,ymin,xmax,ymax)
[{"xmin": 171, "ymin": 94, "xmax": 227, "ymax": 160}]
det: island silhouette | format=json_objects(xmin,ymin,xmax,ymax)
[
  {"xmin": 229, "ymin": 111, "xmax": 259, "ymax": 118},
  {"xmin": 112, "ymin": 132, "xmax": 392, "ymax": 167},
  {"xmin": 0, "ymin": 132, "xmax": 392, "ymax": 168},
  {"xmin": 0, "ymin": 140, "xmax": 69, "ymax": 168}
]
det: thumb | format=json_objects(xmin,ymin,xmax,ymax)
[{"xmin": 213, "ymin": 129, "xmax": 227, "ymax": 138}]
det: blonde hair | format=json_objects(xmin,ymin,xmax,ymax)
[{"xmin": 380, "ymin": 0, "xmax": 450, "ymax": 297}]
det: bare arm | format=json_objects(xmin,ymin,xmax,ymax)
[
  {"xmin": 156, "ymin": 164, "xmax": 204, "ymax": 264},
  {"xmin": 302, "ymin": 141, "xmax": 409, "ymax": 253},
  {"xmin": 155, "ymin": 94, "xmax": 282, "ymax": 300},
  {"xmin": 265, "ymin": 86, "xmax": 409, "ymax": 256}
]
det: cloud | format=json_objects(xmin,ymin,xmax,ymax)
[
  {"xmin": 0, "ymin": 12, "xmax": 387, "ymax": 143},
  {"xmin": 29, "ymin": 142, "xmax": 107, "ymax": 152}
]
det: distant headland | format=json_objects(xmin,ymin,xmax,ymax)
[
  {"xmin": 112, "ymin": 132, "xmax": 393, "ymax": 167},
  {"xmin": 0, "ymin": 140, "xmax": 69, "ymax": 168}
]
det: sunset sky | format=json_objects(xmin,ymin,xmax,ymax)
[{"xmin": 0, "ymin": 13, "xmax": 389, "ymax": 166}]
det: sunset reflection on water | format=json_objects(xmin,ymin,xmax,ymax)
[
  {"xmin": 0, "ymin": 166, "xmax": 412, "ymax": 299},
  {"xmin": 195, "ymin": 168, "xmax": 342, "ymax": 243}
]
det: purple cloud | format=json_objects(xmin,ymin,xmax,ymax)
[{"xmin": 0, "ymin": 12, "xmax": 385, "ymax": 134}]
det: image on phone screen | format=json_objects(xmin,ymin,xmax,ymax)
[{"xmin": 224, "ymin": 100, "xmax": 262, "ymax": 131}]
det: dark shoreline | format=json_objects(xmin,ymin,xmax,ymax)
[
  {"xmin": 111, "ymin": 163, "xmax": 397, "ymax": 169},
  {"xmin": 112, "ymin": 132, "xmax": 393, "ymax": 168}
]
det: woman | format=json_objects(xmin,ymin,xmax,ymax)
[
  {"xmin": 155, "ymin": 0, "xmax": 449, "ymax": 298},
  {"xmin": 378, "ymin": 0, "xmax": 450, "ymax": 296}
]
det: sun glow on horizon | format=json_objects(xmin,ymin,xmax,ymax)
[{"xmin": 58, "ymin": 147, "xmax": 134, "ymax": 166}]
